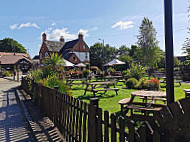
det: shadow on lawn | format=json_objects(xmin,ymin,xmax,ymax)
[{"xmin": 76, "ymin": 93, "xmax": 116, "ymax": 100}]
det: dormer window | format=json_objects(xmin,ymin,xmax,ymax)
[{"xmin": 83, "ymin": 45, "xmax": 85, "ymax": 49}]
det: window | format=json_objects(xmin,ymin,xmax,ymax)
[
  {"xmin": 73, "ymin": 57, "xmax": 76, "ymax": 61},
  {"xmin": 45, "ymin": 52, "xmax": 49, "ymax": 57},
  {"xmin": 83, "ymin": 45, "xmax": 85, "ymax": 49},
  {"xmin": 85, "ymin": 53, "xmax": 88, "ymax": 59}
]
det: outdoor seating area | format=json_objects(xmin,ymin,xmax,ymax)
[{"xmin": 118, "ymin": 90, "xmax": 167, "ymax": 117}]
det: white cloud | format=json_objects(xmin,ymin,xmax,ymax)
[
  {"xmin": 44, "ymin": 28, "xmax": 77, "ymax": 41},
  {"xmin": 18, "ymin": 22, "xmax": 40, "ymax": 29},
  {"xmin": 42, "ymin": 24, "xmax": 96, "ymax": 41},
  {"xmin": 10, "ymin": 24, "xmax": 18, "ymax": 30},
  {"xmin": 111, "ymin": 21, "xmax": 134, "ymax": 30},
  {"xmin": 78, "ymin": 29, "xmax": 89, "ymax": 38},
  {"xmin": 10, "ymin": 22, "xmax": 40, "ymax": 30}
]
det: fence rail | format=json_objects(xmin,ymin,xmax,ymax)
[{"xmin": 22, "ymin": 78, "xmax": 164, "ymax": 142}]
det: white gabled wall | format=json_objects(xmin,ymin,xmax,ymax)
[{"xmin": 74, "ymin": 52, "xmax": 89, "ymax": 62}]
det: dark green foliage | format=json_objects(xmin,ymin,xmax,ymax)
[
  {"xmin": 90, "ymin": 43, "xmax": 118, "ymax": 69},
  {"xmin": 82, "ymin": 69, "xmax": 90, "ymax": 78},
  {"xmin": 118, "ymin": 55, "xmax": 133, "ymax": 69},
  {"xmin": 0, "ymin": 38, "xmax": 27, "ymax": 53},
  {"xmin": 42, "ymin": 53, "xmax": 64, "ymax": 78},
  {"xmin": 125, "ymin": 78, "xmax": 138, "ymax": 89},
  {"xmin": 137, "ymin": 17, "xmax": 164, "ymax": 73},
  {"xmin": 123, "ymin": 63, "xmax": 144, "ymax": 80},
  {"xmin": 118, "ymin": 45, "xmax": 130, "ymax": 56}
]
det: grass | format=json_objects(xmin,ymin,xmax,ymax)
[{"xmin": 70, "ymin": 80, "xmax": 190, "ymax": 114}]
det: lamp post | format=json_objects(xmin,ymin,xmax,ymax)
[
  {"xmin": 99, "ymin": 39, "xmax": 105, "ymax": 70},
  {"xmin": 164, "ymin": 0, "xmax": 174, "ymax": 104}
]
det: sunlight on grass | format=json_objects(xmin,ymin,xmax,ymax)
[{"xmin": 71, "ymin": 81, "xmax": 190, "ymax": 114}]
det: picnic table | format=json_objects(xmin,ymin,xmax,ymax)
[
  {"xmin": 183, "ymin": 89, "xmax": 190, "ymax": 98},
  {"xmin": 119, "ymin": 90, "xmax": 166, "ymax": 117},
  {"xmin": 66, "ymin": 78, "xmax": 88, "ymax": 87},
  {"xmin": 84, "ymin": 81, "xmax": 119, "ymax": 97},
  {"xmin": 159, "ymin": 77, "xmax": 182, "ymax": 86}
]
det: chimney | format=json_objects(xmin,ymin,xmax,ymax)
[
  {"xmin": 78, "ymin": 32, "xmax": 83, "ymax": 40},
  {"xmin": 42, "ymin": 33, "xmax": 46, "ymax": 42},
  {"xmin": 60, "ymin": 36, "xmax": 65, "ymax": 42}
]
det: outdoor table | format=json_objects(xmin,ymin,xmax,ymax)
[
  {"xmin": 66, "ymin": 78, "xmax": 88, "ymax": 87},
  {"xmin": 183, "ymin": 89, "xmax": 190, "ymax": 98},
  {"xmin": 103, "ymin": 76, "xmax": 124, "ymax": 84},
  {"xmin": 131, "ymin": 90, "xmax": 166, "ymax": 103},
  {"xmin": 84, "ymin": 81, "xmax": 119, "ymax": 97},
  {"xmin": 119, "ymin": 90, "xmax": 166, "ymax": 117}
]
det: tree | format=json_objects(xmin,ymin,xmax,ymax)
[
  {"xmin": 0, "ymin": 38, "xmax": 27, "ymax": 53},
  {"xmin": 129, "ymin": 45, "xmax": 139, "ymax": 58},
  {"xmin": 118, "ymin": 55, "xmax": 133, "ymax": 69},
  {"xmin": 137, "ymin": 17, "xmax": 163, "ymax": 74},
  {"xmin": 182, "ymin": 5, "xmax": 190, "ymax": 61},
  {"xmin": 42, "ymin": 53, "xmax": 64, "ymax": 78},
  {"xmin": 90, "ymin": 43, "xmax": 118, "ymax": 69},
  {"xmin": 118, "ymin": 45, "xmax": 130, "ymax": 56}
]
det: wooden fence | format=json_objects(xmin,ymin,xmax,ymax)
[{"xmin": 22, "ymin": 78, "xmax": 167, "ymax": 142}]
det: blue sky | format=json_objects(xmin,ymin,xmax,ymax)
[{"xmin": 0, "ymin": 0, "xmax": 189, "ymax": 58}]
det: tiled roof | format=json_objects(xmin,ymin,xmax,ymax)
[
  {"xmin": 60, "ymin": 39, "xmax": 79, "ymax": 52},
  {"xmin": 44, "ymin": 41, "xmax": 65, "ymax": 52},
  {"xmin": 0, "ymin": 52, "xmax": 31, "ymax": 58},
  {"xmin": 0, "ymin": 55, "xmax": 33, "ymax": 65},
  {"xmin": 60, "ymin": 49, "xmax": 72, "ymax": 56},
  {"xmin": 64, "ymin": 53, "xmax": 74, "ymax": 60},
  {"xmin": 33, "ymin": 55, "xmax": 39, "ymax": 59}
]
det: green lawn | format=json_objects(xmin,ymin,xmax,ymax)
[{"xmin": 71, "ymin": 81, "xmax": 190, "ymax": 114}]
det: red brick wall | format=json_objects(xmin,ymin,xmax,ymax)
[
  {"xmin": 73, "ymin": 40, "xmax": 89, "ymax": 52},
  {"xmin": 68, "ymin": 54, "xmax": 80, "ymax": 64}
]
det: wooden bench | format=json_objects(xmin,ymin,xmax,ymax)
[
  {"xmin": 118, "ymin": 98, "xmax": 165, "ymax": 116},
  {"xmin": 118, "ymin": 98, "xmax": 132, "ymax": 116},
  {"xmin": 140, "ymin": 96, "xmax": 167, "ymax": 104},
  {"xmin": 126, "ymin": 102, "xmax": 163, "ymax": 117}
]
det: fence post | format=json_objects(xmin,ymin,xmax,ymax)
[
  {"xmin": 88, "ymin": 98, "xmax": 99, "ymax": 142},
  {"xmin": 129, "ymin": 120, "xmax": 135, "ymax": 142},
  {"xmin": 90, "ymin": 98, "xmax": 99, "ymax": 108},
  {"xmin": 54, "ymin": 86, "xmax": 59, "ymax": 126}
]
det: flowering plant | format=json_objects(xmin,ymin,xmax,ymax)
[{"xmin": 144, "ymin": 78, "xmax": 161, "ymax": 91}]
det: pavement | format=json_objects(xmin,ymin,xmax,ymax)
[
  {"xmin": 0, "ymin": 77, "xmax": 65, "ymax": 142},
  {"xmin": 0, "ymin": 78, "xmax": 34, "ymax": 142}
]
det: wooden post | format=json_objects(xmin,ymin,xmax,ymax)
[
  {"xmin": 164, "ymin": 0, "xmax": 174, "ymax": 104},
  {"xmin": 88, "ymin": 98, "xmax": 99, "ymax": 142},
  {"xmin": 129, "ymin": 120, "xmax": 135, "ymax": 142},
  {"xmin": 17, "ymin": 65, "xmax": 19, "ymax": 81},
  {"xmin": 90, "ymin": 98, "xmax": 99, "ymax": 108}
]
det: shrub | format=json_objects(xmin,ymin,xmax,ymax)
[
  {"xmin": 107, "ymin": 67, "xmax": 115, "ymax": 73},
  {"xmin": 144, "ymin": 78, "xmax": 160, "ymax": 91},
  {"xmin": 82, "ymin": 69, "xmax": 90, "ymax": 78},
  {"xmin": 123, "ymin": 63, "xmax": 144, "ymax": 80},
  {"xmin": 2, "ymin": 70, "xmax": 12, "ymax": 77},
  {"xmin": 125, "ymin": 78, "xmax": 138, "ymax": 89},
  {"xmin": 135, "ymin": 78, "xmax": 146, "ymax": 89},
  {"xmin": 40, "ymin": 74, "xmax": 71, "ymax": 95}
]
